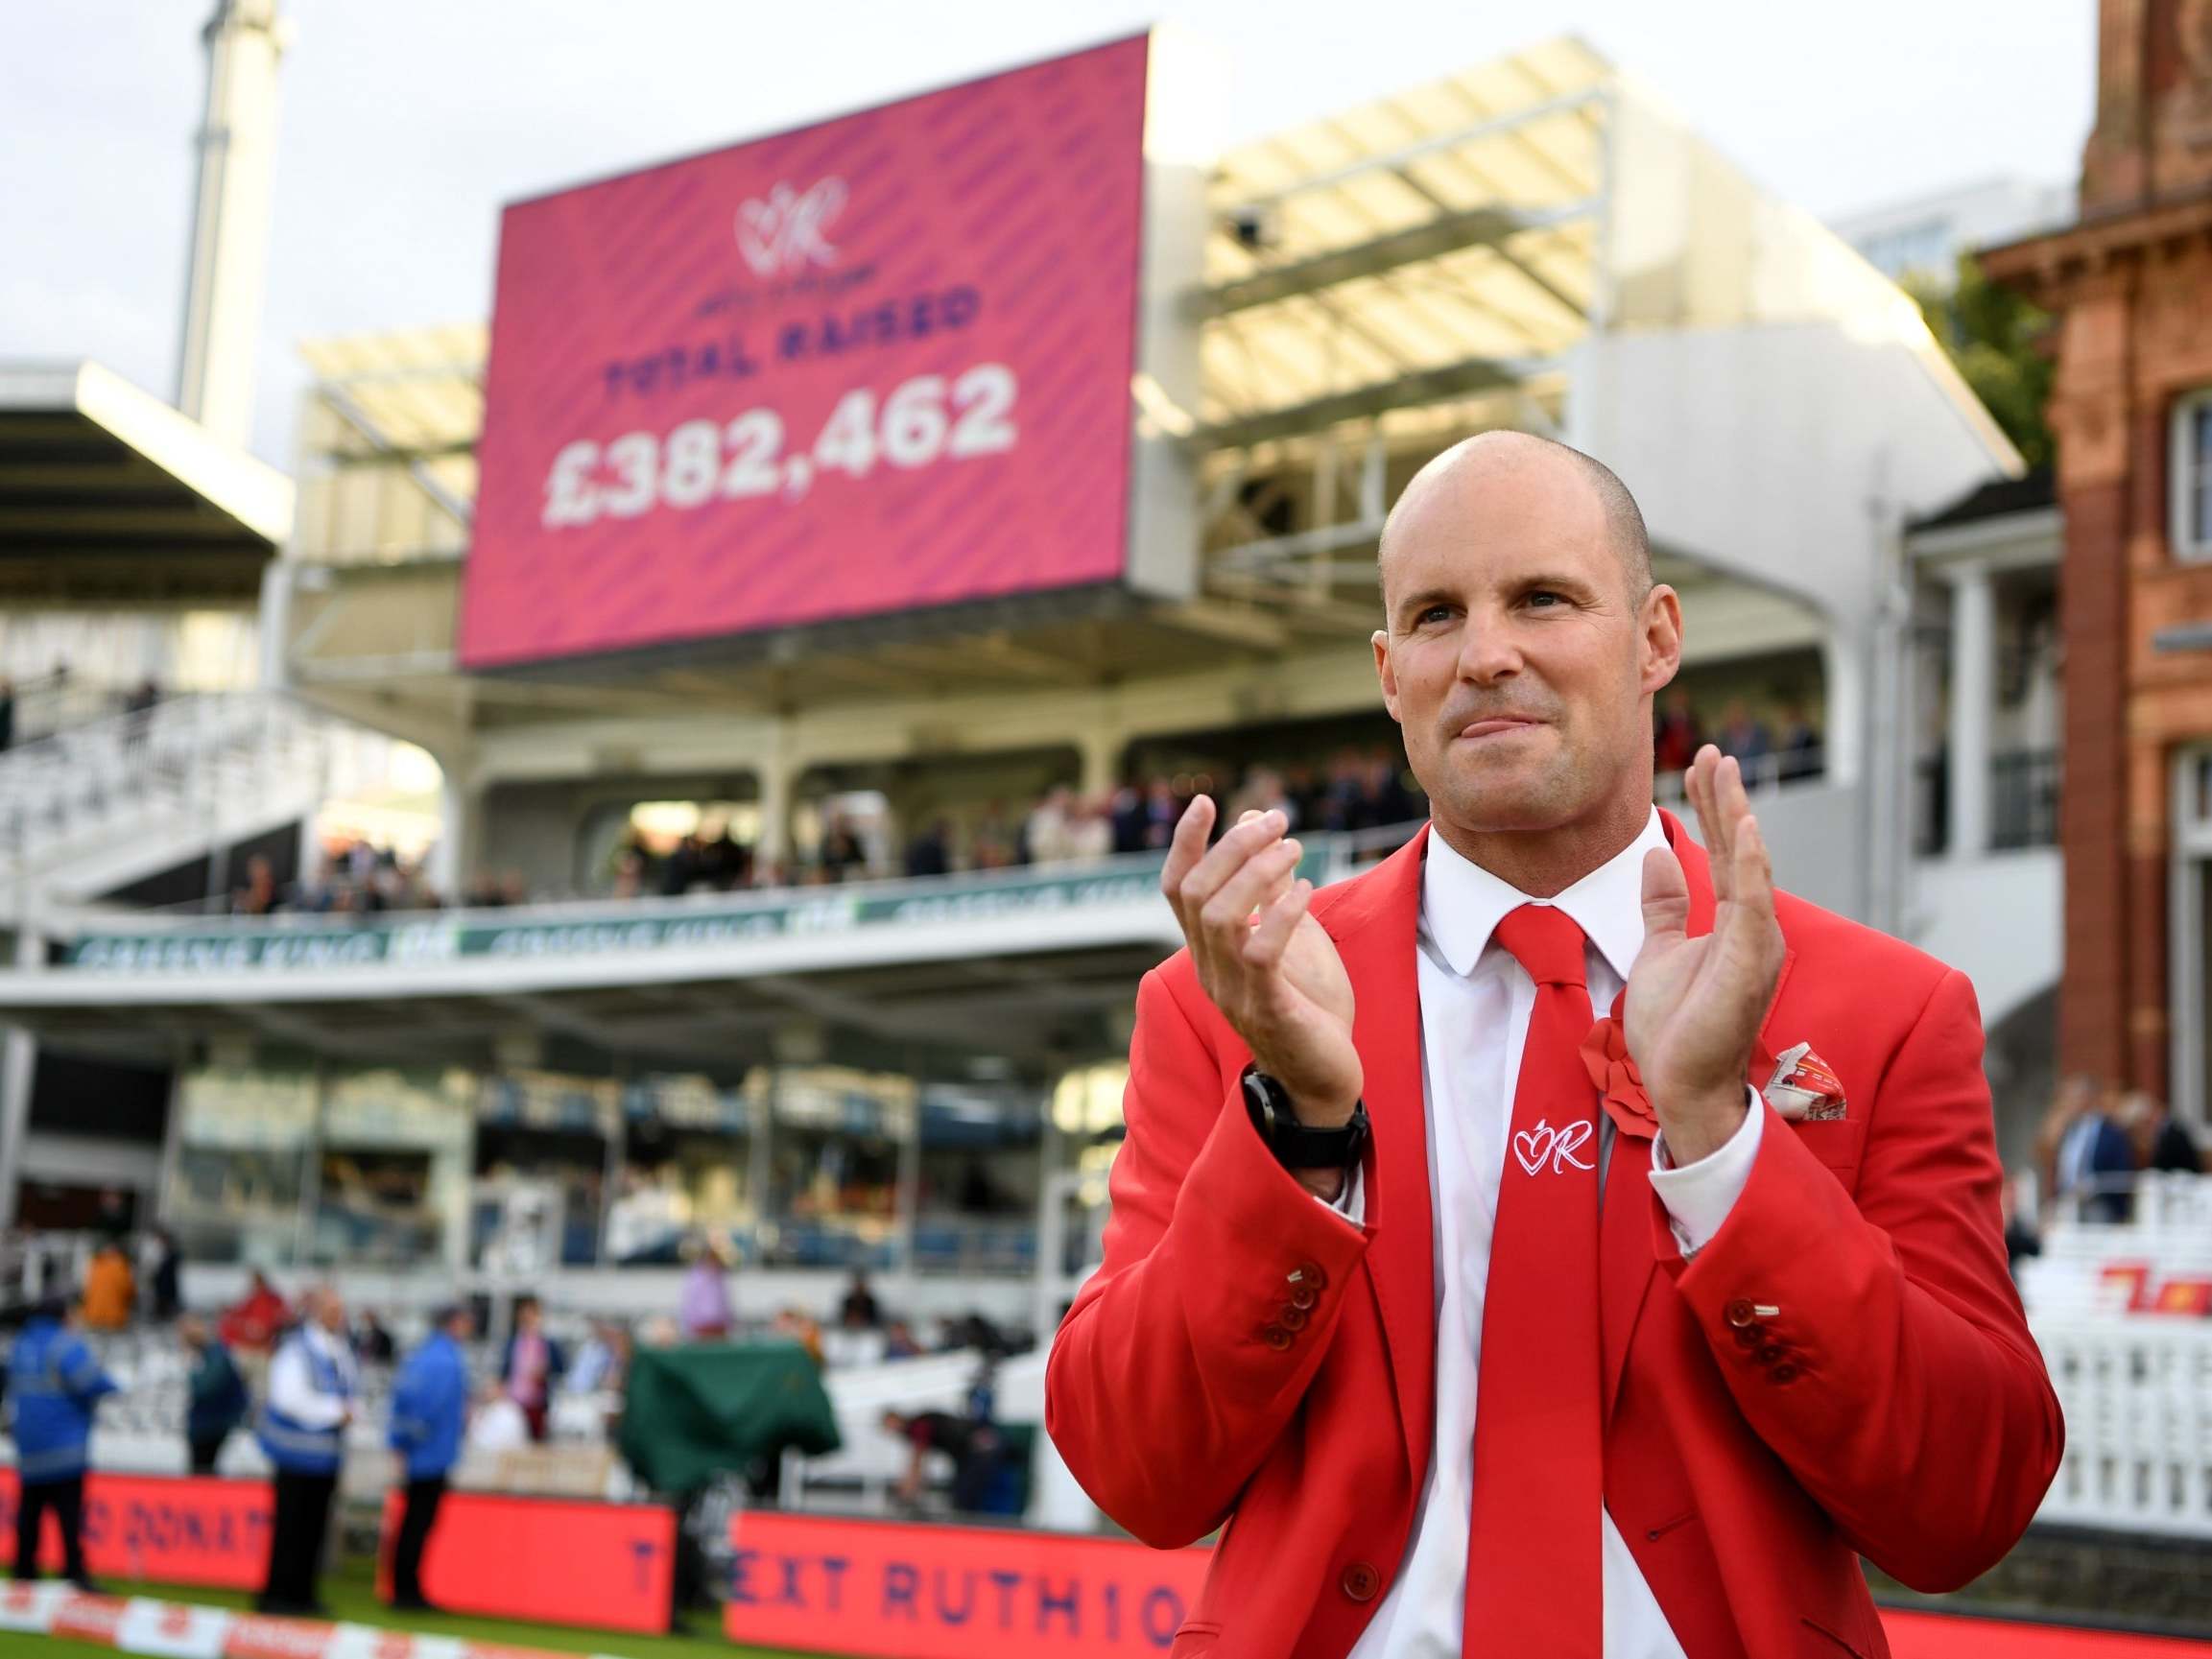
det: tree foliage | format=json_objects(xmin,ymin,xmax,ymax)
[{"xmin": 1907, "ymin": 255, "xmax": 2056, "ymax": 471}]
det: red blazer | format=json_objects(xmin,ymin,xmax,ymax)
[{"xmin": 1046, "ymin": 815, "xmax": 2061, "ymax": 1659}]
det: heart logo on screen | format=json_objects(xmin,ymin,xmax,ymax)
[{"xmin": 736, "ymin": 178, "xmax": 847, "ymax": 278}]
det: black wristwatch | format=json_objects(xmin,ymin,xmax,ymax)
[{"xmin": 1242, "ymin": 1066, "xmax": 1370, "ymax": 1171}]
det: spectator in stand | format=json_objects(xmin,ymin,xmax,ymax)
[
  {"xmin": 1716, "ymin": 699, "xmax": 1774, "ymax": 777},
  {"xmin": 219, "ymin": 1269, "xmax": 289, "ymax": 1353},
  {"xmin": 387, "ymin": 1302, "xmax": 474, "ymax": 1614},
  {"xmin": 499, "ymin": 1295, "xmax": 564, "ymax": 1444},
  {"xmin": 659, "ymin": 832, "xmax": 704, "ymax": 897},
  {"xmin": 1778, "ymin": 702, "xmax": 1822, "ymax": 782},
  {"xmin": 1139, "ymin": 779, "xmax": 1183, "ymax": 850},
  {"xmin": 80, "ymin": 1239, "xmax": 133, "ymax": 1331},
  {"xmin": 1228, "ymin": 767, "xmax": 1296, "ymax": 830},
  {"xmin": 255, "ymin": 1286, "xmax": 358, "ymax": 1618},
  {"xmin": 1108, "ymin": 783, "xmax": 1150, "ymax": 855},
  {"xmin": 820, "ymin": 811, "xmax": 868, "ymax": 882},
  {"xmin": 1653, "ymin": 687, "xmax": 1701, "ymax": 775},
  {"xmin": 125, "ymin": 677, "xmax": 159, "ymax": 718},
  {"xmin": 773, "ymin": 1307, "xmax": 826, "ymax": 1368},
  {"xmin": 701, "ymin": 822, "xmax": 751, "ymax": 889},
  {"xmin": 1352, "ymin": 747, "xmax": 1417, "ymax": 831},
  {"xmin": 8, "ymin": 1294, "xmax": 115, "ymax": 1592},
  {"xmin": 232, "ymin": 855, "xmax": 284, "ymax": 917},
  {"xmin": 1066, "ymin": 794, "xmax": 1114, "ymax": 863},
  {"xmin": 2054, "ymin": 1083, "xmax": 2139, "ymax": 1223},
  {"xmin": 839, "ymin": 1270, "xmax": 882, "ymax": 1329},
  {"xmin": 2118, "ymin": 1090, "xmax": 2206, "ymax": 1175},
  {"xmin": 564, "ymin": 1320, "xmax": 629, "ymax": 1396},
  {"xmin": 1023, "ymin": 786, "xmax": 1077, "ymax": 865},
  {"xmin": 970, "ymin": 802, "xmax": 1018, "ymax": 870},
  {"xmin": 352, "ymin": 1309, "xmax": 396, "ymax": 1365},
  {"xmin": 881, "ymin": 1408, "xmax": 1006, "ymax": 1513},
  {"xmin": 904, "ymin": 818, "xmax": 953, "ymax": 878},
  {"xmin": 0, "ymin": 676, "xmax": 13, "ymax": 753},
  {"xmin": 179, "ymin": 1315, "xmax": 249, "ymax": 1475},
  {"xmin": 147, "ymin": 1226, "xmax": 182, "ymax": 1323},
  {"xmin": 679, "ymin": 1237, "xmax": 735, "ymax": 1341},
  {"xmin": 883, "ymin": 1319, "xmax": 923, "ymax": 1360}
]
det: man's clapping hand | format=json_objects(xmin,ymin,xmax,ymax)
[{"xmin": 1160, "ymin": 798, "xmax": 1363, "ymax": 1146}]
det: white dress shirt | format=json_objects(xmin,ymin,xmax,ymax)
[
  {"xmin": 266, "ymin": 1322, "xmax": 359, "ymax": 1429},
  {"xmin": 1344, "ymin": 810, "xmax": 1763, "ymax": 1659}
]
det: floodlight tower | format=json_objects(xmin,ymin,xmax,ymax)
[{"xmin": 176, "ymin": 0, "xmax": 287, "ymax": 448}]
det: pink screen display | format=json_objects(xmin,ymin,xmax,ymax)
[{"xmin": 461, "ymin": 36, "xmax": 1151, "ymax": 669}]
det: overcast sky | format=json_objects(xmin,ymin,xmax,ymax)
[{"xmin": 2, "ymin": 0, "xmax": 2095, "ymax": 467}]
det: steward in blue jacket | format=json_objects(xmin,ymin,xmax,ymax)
[
  {"xmin": 385, "ymin": 1303, "xmax": 475, "ymax": 1612},
  {"xmin": 7, "ymin": 1297, "xmax": 116, "ymax": 1589},
  {"xmin": 253, "ymin": 1288, "xmax": 358, "ymax": 1618}
]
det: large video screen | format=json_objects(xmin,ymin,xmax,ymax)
[{"xmin": 460, "ymin": 36, "xmax": 1153, "ymax": 670}]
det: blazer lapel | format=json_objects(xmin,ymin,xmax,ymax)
[{"xmin": 1323, "ymin": 826, "xmax": 1437, "ymax": 1489}]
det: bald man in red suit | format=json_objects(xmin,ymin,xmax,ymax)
[{"xmin": 1045, "ymin": 433, "xmax": 2061, "ymax": 1659}]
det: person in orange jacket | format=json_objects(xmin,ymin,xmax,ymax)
[{"xmin": 78, "ymin": 1242, "xmax": 134, "ymax": 1331}]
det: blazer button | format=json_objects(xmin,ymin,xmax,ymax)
[
  {"xmin": 1261, "ymin": 1325, "xmax": 1295, "ymax": 1351},
  {"xmin": 1341, "ymin": 1562, "xmax": 1381, "ymax": 1601},
  {"xmin": 1731, "ymin": 1326, "xmax": 1761, "ymax": 1349},
  {"xmin": 1280, "ymin": 1305, "xmax": 1309, "ymax": 1332},
  {"xmin": 1771, "ymin": 1363, "xmax": 1800, "ymax": 1385},
  {"xmin": 1755, "ymin": 1343, "xmax": 1787, "ymax": 1365},
  {"xmin": 1289, "ymin": 1284, "xmax": 1320, "ymax": 1311},
  {"xmin": 1291, "ymin": 1261, "xmax": 1328, "ymax": 1292},
  {"xmin": 1724, "ymin": 1298, "xmax": 1757, "ymax": 1328}
]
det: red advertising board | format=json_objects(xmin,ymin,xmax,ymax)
[
  {"xmin": 0, "ymin": 1471, "xmax": 269, "ymax": 1589},
  {"xmin": 725, "ymin": 1511, "xmax": 1209, "ymax": 1656},
  {"xmin": 375, "ymin": 1488, "xmax": 676, "ymax": 1634},
  {"xmin": 725, "ymin": 1513, "xmax": 2212, "ymax": 1659},
  {"xmin": 463, "ymin": 36, "xmax": 1152, "ymax": 669}
]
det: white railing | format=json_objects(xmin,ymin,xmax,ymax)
[
  {"xmin": 2031, "ymin": 1315, "xmax": 2212, "ymax": 1538},
  {"xmin": 0, "ymin": 690, "xmax": 342, "ymax": 874}
]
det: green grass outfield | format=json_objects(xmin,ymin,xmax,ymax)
[{"xmin": 34, "ymin": 1556, "xmax": 811, "ymax": 1659}]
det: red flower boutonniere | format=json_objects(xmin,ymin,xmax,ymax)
[{"xmin": 1580, "ymin": 1012, "xmax": 1658, "ymax": 1141}]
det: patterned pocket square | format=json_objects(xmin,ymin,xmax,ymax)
[{"xmin": 1764, "ymin": 1041, "xmax": 1847, "ymax": 1121}]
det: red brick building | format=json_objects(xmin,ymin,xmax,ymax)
[{"xmin": 1986, "ymin": 0, "xmax": 2212, "ymax": 1123}]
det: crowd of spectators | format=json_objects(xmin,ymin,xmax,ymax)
[
  {"xmin": 2032, "ymin": 1076, "xmax": 2207, "ymax": 1236},
  {"xmin": 228, "ymin": 841, "xmax": 451, "ymax": 917},
  {"xmin": 1654, "ymin": 689, "xmax": 1822, "ymax": 781},
  {"xmin": 212, "ymin": 696, "xmax": 1826, "ymax": 924}
]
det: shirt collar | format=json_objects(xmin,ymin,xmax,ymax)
[{"xmin": 1419, "ymin": 807, "xmax": 1668, "ymax": 984}]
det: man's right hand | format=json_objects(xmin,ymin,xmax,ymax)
[{"xmin": 1161, "ymin": 796, "xmax": 1362, "ymax": 1126}]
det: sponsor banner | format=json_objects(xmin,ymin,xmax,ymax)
[
  {"xmin": 723, "ymin": 1514, "xmax": 2212, "ymax": 1659},
  {"xmin": 60, "ymin": 855, "xmax": 1178, "ymax": 975},
  {"xmin": 218, "ymin": 1615, "xmax": 342, "ymax": 1659},
  {"xmin": 0, "ymin": 1470, "xmax": 272, "ymax": 1589},
  {"xmin": 375, "ymin": 1490, "xmax": 676, "ymax": 1635},
  {"xmin": 0, "ymin": 1577, "xmax": 75, "ymax": 1631},
  {"xmin": 118, "ymin": 1598, "xmax": 234, "ymax": 1659},
  {"xmin": 723, "ymin": 1511, "xmax": 1210, "ymax": 1657},
  {"xmin": 462, "ymin": 36, "xmax": 1152, "ymax": 669}
]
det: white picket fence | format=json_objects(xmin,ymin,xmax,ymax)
[
  {"xmin": 2019, "ymin": 1173, "xmax": 2212, "ymax": 1537},
  {"xmin": 2031, "ymin": 1315, "xmax": 2212, "ymax": 1537}
]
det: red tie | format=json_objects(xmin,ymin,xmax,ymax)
[{"xmin": 1464, "ymin": 903, "xmax": 1605, "ymax": 1655}]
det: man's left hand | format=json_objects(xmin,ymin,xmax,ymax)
[{"xmin": 1626, "ymin": 747, "xmax": 1787, "ymax": 1165}]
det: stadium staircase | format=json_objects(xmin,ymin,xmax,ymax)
[{"xmin": 0, "ymin": 690, "xmax": 348, "ymax": 914}]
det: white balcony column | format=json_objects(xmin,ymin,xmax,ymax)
[
  {"xmin": 1077, "ymin": 721, "xmax": 1124, "ymax": 801},
  {"xmin": 0, "ymin": 935, "xmax": 45, "ymax": 1230},
  {"xmin": 1945, "ymin": 561, "xmax": 1996, "ymax": 862},
  {"xmin": 755, "ymin": 757, "xmax": 795, "ymax": 872},
  {"xmin": 429, "ymin": 764, "xmax": 484, "ymax": 900}
]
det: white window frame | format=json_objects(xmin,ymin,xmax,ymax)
[
  {"xmin": 2167, "ymin": 390, "xmax": 2212, "ymax": 562},
  {"xmin": 2171, "ymin": 749, "xmax": 2212, "ymax": 1131}
]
